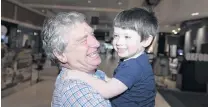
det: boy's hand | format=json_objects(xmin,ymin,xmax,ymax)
[{"xmin": 105, "ymin": 75, "xmax": 112, "ymax": 82}]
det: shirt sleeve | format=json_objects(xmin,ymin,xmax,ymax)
[
  {"xmin": 95, "ymin": 70, "xmax": 106, "ymax": 81},
  {"xmin": 61, "ymin": 82, "xmax": 111, "ymax": 107},
  {"xmin": 114, "ymin": 65, "xmax": 142, "ymax": 89}
]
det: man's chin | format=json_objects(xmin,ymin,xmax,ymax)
[
  {"xmin": 90, "ymin": 61, "xmax": 101, "ymax": 68},
  {"xmin": 88, "ymin": 61, "xmax": 101, "ymax": 70},
  {"xmin": 88, "ymin": 55, "xmax": 101, "ymax": 63}
]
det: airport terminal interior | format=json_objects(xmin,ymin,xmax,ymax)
[{"xmin": 1, "ymin": 0, "xmax": 208, "ymax": 107}]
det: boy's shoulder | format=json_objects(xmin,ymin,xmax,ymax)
[{"xmin": 123, "ymin": 53, "xmax": 149, "ymax": 67}]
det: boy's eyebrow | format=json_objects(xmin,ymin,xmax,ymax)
[{"xmin": 113, "ymin": 32, "xmax": 118, "ymax": 34}]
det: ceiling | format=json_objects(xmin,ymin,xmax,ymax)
[{"xmin": 13, "ymin": 0, "xmax": 208, "ymax": 32}]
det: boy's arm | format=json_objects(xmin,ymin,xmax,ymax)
[
  {"xmin": 66, "ymin": 71, "xmax": 128, "ymax": 99},
  {"xmin": 81, "ymin": 73, "xmax": 128, "ymax": 99}
]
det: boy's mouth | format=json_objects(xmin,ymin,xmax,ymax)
[{"xmin": 117, "ymin": 48, "xmax": 127, "ymax": 53}]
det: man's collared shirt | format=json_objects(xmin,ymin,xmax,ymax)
[{"xmin": 51, "ymin": 69, "xmax": 111, "ymax": 107}]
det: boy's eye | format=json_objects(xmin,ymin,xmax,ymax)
[
  {"xmin": 113, "ymin": 35, "xmax": 118, "ymax": 38},
  {"xmin": 125, "ymin": 36, "xmax": 131, "ymax": 39}
]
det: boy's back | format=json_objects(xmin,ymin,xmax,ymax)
[{"xmin": 110, "ymin": 53, "xmax": 156, "ymax": 107}]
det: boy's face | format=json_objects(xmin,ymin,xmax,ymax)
[{"xmin": 113, "ymin": 27, "xmax": 152, "ymax": 59}]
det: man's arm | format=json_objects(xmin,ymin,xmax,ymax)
[{"xmin": 61, "ymin": 82, "xmax": 111, "ymax": 107}]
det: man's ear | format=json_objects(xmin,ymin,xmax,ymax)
[
  {"xmin": 53, "ymin": 51, "xmax": 67, "ymax": 63},
  {"xmin": 141, "ymin": 36, "xmax": 153, "ymax": 47}
]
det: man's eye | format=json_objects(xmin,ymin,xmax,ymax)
[
  {"xmin": 80, "ymin": 36, "xmax": 88, "ymax": 44},
  {"xmin": 81, "ymin": 39, "xmax": 87, "ymax": 44}
]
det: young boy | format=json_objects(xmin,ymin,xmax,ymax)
[{"xmin": 66, "ymin": 7, "xmax": 158, "ymax": 107}]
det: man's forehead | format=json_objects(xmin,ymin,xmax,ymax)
[
  {"xmin": 69, "ymin": 22, "xmax": 90, "ymax": 34},
  {"xmin": 74, "ymin": 22, "xmax": 92, "ymax": 32},
  {"xmin": 68, "ymin": 22, "xmax": 93, "ymax": 40}
]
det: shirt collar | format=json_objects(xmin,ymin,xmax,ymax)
[
  {"xmin": 60, "ymin": 67, "xmax": 101, "ymax": 79},
  {"xmin": 123, "ymin": 51, "xmax": 144, "ymax": 61}
]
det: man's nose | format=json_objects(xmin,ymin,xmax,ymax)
[{"xmin": 87, "ymin": 35, "xmax": 100, "ymax": 47}]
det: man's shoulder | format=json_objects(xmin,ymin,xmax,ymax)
[
  {"xmin": 53, "ymin": 79, "xmax": 111, "ymax": 107},
  {"xmin": 60, "ymin": 79, "xmax": 93, "ymax": 90},
  {"xmin": 57, "ymin": 79, "xmax": 100, "ymax": 97}
]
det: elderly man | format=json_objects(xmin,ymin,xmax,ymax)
[{"xmin": 42, "ymin": 12, "xmax": 111, "ymax": 107}]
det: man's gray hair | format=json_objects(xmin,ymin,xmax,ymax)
[{"xmin": 42, "ymin": 12, "xmax": 86, "ymax": 61}]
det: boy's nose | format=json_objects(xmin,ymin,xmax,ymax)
[{"xmin": 116, "ymin": 37, "xmax": 125, "ymax": 46}]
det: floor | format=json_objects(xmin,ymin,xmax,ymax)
[
  {"xmin": 1, "ymin": 53, "xmax": 207, "ymax": 107},
  {"xmin": 158, "ymin": 89, "xmax": 208, "ymax": 107}
]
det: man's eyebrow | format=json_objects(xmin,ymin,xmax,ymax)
[{"xmin": 77, "ymin": 35, "xmax": 88, "ymax": 42}]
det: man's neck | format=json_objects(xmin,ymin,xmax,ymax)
[{"xmin": 61, "ymin": 66, "xmax": 96, "ymax": 74}]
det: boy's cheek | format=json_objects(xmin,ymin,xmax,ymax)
[{"xmin": 128, "ymin": 45, "xmax": 141, "ymax": 52}]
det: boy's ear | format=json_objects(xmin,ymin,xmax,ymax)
[
  {"xmin": 53, "ymin": 51, "xmax": 67, "ymax": 63},
  {"xmin": 141, "ymin": 36, "xmax": 153, "ymax": 47}
]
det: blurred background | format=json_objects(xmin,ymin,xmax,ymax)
[{"xmin": 1, "ymin": 0, "xmax": 208, "ymax": 107}]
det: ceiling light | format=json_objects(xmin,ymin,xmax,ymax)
[
  {"xmin": 41, "ymin": 10, "xmax": 45, "ymax": 13},
  {"xmin": 172, "ymin": 30, "xmax": 177, "ymax": 34},
  {"xmin": 191, "ymin": 12, "xmax": 199, "ymax": 16},
  {"xmin": 118, "ymin": 1, "xmax": 122, "ymax": 5},
  {"xmin": 17, "ymin": 29, "xmax": 21, "ymax": 33},
  {"xmin": 88, "ymin": 0, "xmax": 91, "ymax": 3},
  {"xmin": 173, "ymin": 32, "xmax": 177, "ymax": 34},
  {"xmin": 34, "ymin": 32, "xmax": 38, "ymax": 36},
  {"xmin": 165, "ymin": 25, "xmax": 170, "ymax": 27},
  {"xmin": 172, "ymin": 30, "xmax": 176, "ymax": 32},
  {"xmin": 178, "ymin": 28, "xmax": 181, "ymax": 31}
]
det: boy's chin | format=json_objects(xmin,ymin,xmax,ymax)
[
  {"xmin": 118, "ymin": 53, "xmax": 126, "ymax": 58},
  {"xmin": 118, "ymin": 53, "xmax": 138, "ymax": 60},
  {"xmin": 118, "ymin": 54, "xmax": 130, "ymax": 59}
]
